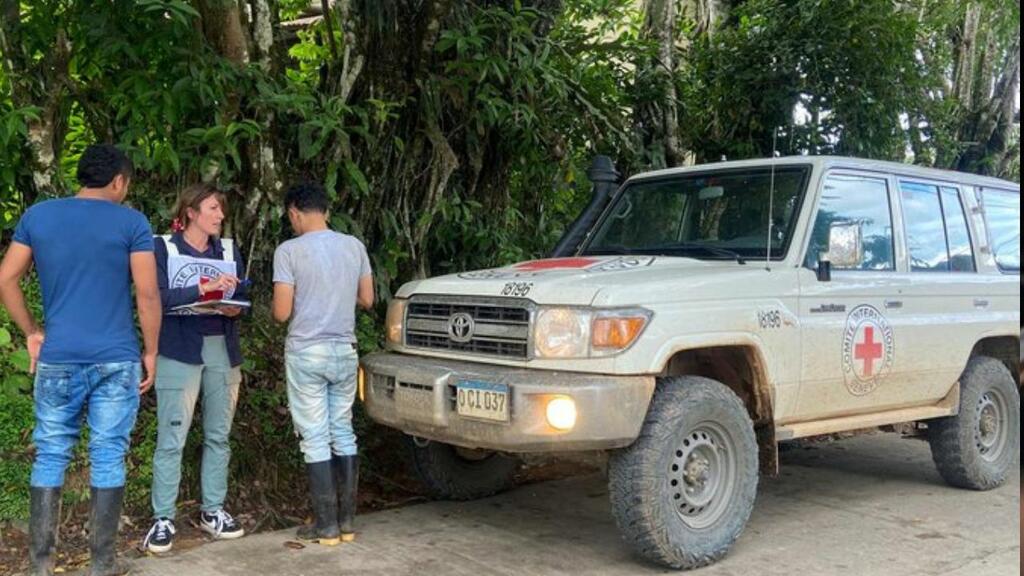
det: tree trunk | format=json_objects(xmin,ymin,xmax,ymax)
[
  {"xmin": 196, "ymin": 0, "xmax": 250, "ymax": 65},
  {"xmin": 334, "ymin": 0, "xmax": 365, "ymax": 103},
  {"xmin": 636, "ymin": 0, "xmax": 684, "ymax": 169},
  {"xmin": 1, "ymin": 2, "xmax": 69, "ymax": 201},
  {"xmin": 683, "ymin": 0, "xmax": 730, "ymax": 38},
  {"xmin": 955, "ymin": 25, "xmax": 1020, "ymax": 175},
  {"xmin": 952, "ymin": 3, "xmax": 981, "ymax": 110}
]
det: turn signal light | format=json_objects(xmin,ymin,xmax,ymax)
[
  {"xmin": 357, "ymin": 367, "xmax": 366, "ymax": 403},
  {"xmin": 386, "ymin": 298, "xmax": 408, "ymax": 345},
  {"xmin": 592, "ymin": 316, "xmax": 647, "ymax": 351}
]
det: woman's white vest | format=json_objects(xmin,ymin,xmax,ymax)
[{"xmin": 159, "ymin": 235, "xmax": 237, "ymax": 316}]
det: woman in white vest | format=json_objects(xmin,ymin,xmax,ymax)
[{"xmin": 142, "ymin": 183, "xmax": 248, "ymax": 554}]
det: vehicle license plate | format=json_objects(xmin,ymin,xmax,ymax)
[{"xmin": 456, "ymin": 381, "xmax": 510, "ymax": 423}]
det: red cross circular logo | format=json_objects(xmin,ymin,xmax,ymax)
[{"xmin": 841, "ymin": 305, "xmax": 895, "ymax": 396}]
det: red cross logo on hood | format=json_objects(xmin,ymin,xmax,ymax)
[{"xmin": 514, "ymin": 258, "xmax": 600, "ymax": 271}]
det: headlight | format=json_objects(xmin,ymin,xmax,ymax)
[
  {"xmin": 386, "ymin": 298, "xmax": 408, "ymax": 345},
  {"xmin": 533, "ymin": 307, "xmax": 651, "ymax": 359},
  {"xmin": 534, "ymin": 308, "xmax": 591, "ymax": 358}
]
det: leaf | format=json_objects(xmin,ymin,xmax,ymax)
[
  {"xmin": 3, "ymin": 374, "xmax": 32, "ymax": 393},
  {"xmin": 10, "ymin": 349, "xmax": 30, "ymax": 373},
  {"xmin": 325, "ymin": 161, "xmax": 339, "ymax": 197},
  {"xmin": 344, "ymin": 161, "xmax": 370, "ymax": 196},
  {"xmin": 0, "ymin": 327, "xmax": 11, "ymax": 347},
  {"xmin": 165, "ymin": 146, "xmax": 181, "ymax": 174}
]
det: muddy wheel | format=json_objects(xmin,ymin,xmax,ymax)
[
  {"xmin": 928, "ymin": 356, "xmax": 1020, "ymax": 490},
  {"xmin": 406, "ymin": 436, "xmax": 521, "ymax": 501},
  {"xmin": 608, "ymin": 377, "xmax": 759, "ymax": 570}
]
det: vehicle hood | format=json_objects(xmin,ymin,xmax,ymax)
[{"xmin": 396, "ymin": 255, "xmax": 766, "ymax": 306}]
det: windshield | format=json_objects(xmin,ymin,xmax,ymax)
[{"xmin": 583, "ymin": 167, "xmax": 809, "ymax": 260}]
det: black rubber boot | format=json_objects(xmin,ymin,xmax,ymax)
[
  {"xmin": 29, "ymin": 487, "xmax": 61, "ymax": 576},
  {"xmin": 296, "ymin": 461, "xmax": 341, "ymax": 546},
  {"xmin": 334, "ymin": 455, "xmax": 359, "ymax": 542},
  {"xmin": 88, "ymin": 487, "xmax": 127, "ymax": 576}
]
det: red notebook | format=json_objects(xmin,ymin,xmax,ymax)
[{"xmin": 199, "ymin": 276, "xmax": 225, "ymax": 301}]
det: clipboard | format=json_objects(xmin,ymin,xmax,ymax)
[{"xmin": 171, "ymin": 299, "xmax": 252, "ymax": 315}]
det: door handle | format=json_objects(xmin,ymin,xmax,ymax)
[
  {"xmin": 884, "ymin": 300, "xmax": 903, "ymax": 310},
  {"xmin": 974, "ymin": 299, "xmax": 990, "ymax": 309}
]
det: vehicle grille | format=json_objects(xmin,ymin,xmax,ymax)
[{"xmin": 404, "ymin": 298, "xmax": 532, "ymax": 359}]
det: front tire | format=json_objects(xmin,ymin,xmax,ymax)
[
  {"xmin": 928, "ymin": 356, "xmax": 1020, "ymax": 490},
  {"xmin": 609, "ymin": 377, "xmax": 759, "ymax": 570},
  {"xmin": 406, "ymin": 436, "xmax": 522, "ymax": 501}
]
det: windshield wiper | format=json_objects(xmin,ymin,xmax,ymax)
[
  {"xmin": 648, "ymin": 243, "xmax": 748, "ymax": 265},
  {"xmin": 584, "ymin": 245, "xmax": 634, "ymax": 256}
]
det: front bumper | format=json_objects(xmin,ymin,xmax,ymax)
[{"xmin": 360, "ymin": 352, "xmax": 656, "ymax": 453}]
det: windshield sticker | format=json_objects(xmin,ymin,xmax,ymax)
[
  {"xmin": 459, "ymin": 256, "xmax": 657, "ymax": 280},
  {"xmin": 841, "ymin": 305, "xmax": 895, "ymax": 396}
]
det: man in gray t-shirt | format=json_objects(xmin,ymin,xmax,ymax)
[
  {"xmin": 272, "ymin": 182, "xmax": 374, "ymax": 546},
  {"xmin": 273, "ymin": 229, "xmax": 371, "ymax": 352}
]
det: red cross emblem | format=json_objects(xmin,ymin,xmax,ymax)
[
  {"xmin": 842, "ymin": 305, "xmax": 894, "ymax": 396},
  {"xmin": 854, "ymin": 325, "xmax": 884, "ymax": 377},
  {"xmin": 515, "ymin": 258, "xmax": 600, "ymax": 271}
]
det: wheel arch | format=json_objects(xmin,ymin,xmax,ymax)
[{"xmin": 660, "ymin": 343, "xmax": 778, "ymax": 476}]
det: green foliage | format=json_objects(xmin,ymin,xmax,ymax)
[
  {"xmin": 0, "ymin": 286, "xmax": 39, "ymax": 520},
  {"xmin": 0, "ymin": 393, "xmax": 33, "ymax": 521},
  {"xmin": 679, "ymin": 0, "xmax": 927, "ymax": 162}
]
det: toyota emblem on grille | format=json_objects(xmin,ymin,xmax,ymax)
[{"xmin": 447, "ymin": 312, "xmax": 476, "ymax": 343}]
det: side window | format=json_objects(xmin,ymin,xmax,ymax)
[
  {"xmin": 939, "ymin": 187, "xmax": 975, "ymax": 272},
  {"xmin": 900, "ymin": 182, "xmax": 949, "ymax": 272},
  {"xmin": 981, "ymin": 189, "xmax": 1021, "ymax": 273},
  {"xmin": 806, "ymin": 174, "xmax": 895, "ymax": 271}
]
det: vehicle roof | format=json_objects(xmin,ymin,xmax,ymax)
[{"xmin": 628, "ymin": 156, "xmax": 1021, "ymax": 192}]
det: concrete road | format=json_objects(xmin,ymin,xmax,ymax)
[{"xmin": 119, "ymin": 434, "xmax": 1020, "ymax": 576}]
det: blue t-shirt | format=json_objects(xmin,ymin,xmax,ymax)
[{"xmin": 12, "ymin": 198, "xmax": 155, "ymax": 364}]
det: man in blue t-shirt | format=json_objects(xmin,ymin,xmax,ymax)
[{"xmin": 0, "ymin": 144, "xmax": 162, "ymax": 576}]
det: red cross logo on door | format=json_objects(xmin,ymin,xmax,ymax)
[
  {"xmin": 854, "ymin": 326, "xmax": 884, "ymax": 377},
  {"xmin": 842, "ymin": 305, "xmax": 895, "ymax": 396}
]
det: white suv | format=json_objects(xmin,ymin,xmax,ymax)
[{"xmin": 361, "ymin": 156, "xmax": 1021, "ymax": 570}]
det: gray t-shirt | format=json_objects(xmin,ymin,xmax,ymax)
[{"xmin": 273, "ymin": 230, "xmax": 372, "ymax": 353}]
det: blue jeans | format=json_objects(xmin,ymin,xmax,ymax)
[
  {"xmin": 31, "ymin": 362, "xmax": 141, "ymax": 489},
  {"xmin": 151, "ymin": 337, "xmax": 241, "ymax": 520},
  {"xmin": 285, "ymin": 342, "xmax": 359, "ymax": 463}
]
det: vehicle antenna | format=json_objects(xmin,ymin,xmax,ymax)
[{"xmin": 766, "ymin": 127, "xmax": 779, "ymax": 271}]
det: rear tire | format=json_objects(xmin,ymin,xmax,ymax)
[
  {"xmin": 406, "ymin": 436, "xmax": 521, "ymax": 501},
  {"xmin": 928, "ymin": 356, "xmax": 1020, "ymax": 490},
  {"xmin": 608, "ymin": 377, "xmax": 759, "ymax": 570}
]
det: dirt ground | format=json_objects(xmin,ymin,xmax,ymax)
[{"xmin": 0, "ymin": 457, "xmax": 595, "ymax": 575}]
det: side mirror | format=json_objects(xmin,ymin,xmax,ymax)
[{"xmin": 818, "ymin": 223, "xmax": 864, "ymax": 281}]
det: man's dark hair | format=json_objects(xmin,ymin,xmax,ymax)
[
  {"xmin": 285, "ymin": 181, "xmax": 329, "ymax": 214},
  {"xmin": 77, "ymin": 144, "xmax": 134, "ymax": 188}
]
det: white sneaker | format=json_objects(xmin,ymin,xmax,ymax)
[
  {"xmin": 142, "ymin": 518, "xmax": 177, "ymax": 553},
  {"xmin": 200, "ymin": 509, "xmax": 245, "ymax": 540}
]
